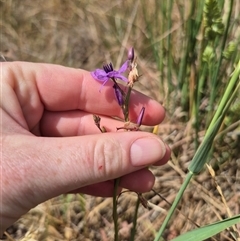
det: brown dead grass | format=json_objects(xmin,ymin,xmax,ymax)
[{"xmin": 1, "ymin": 0, "xmax": 240, "ymax": 240}]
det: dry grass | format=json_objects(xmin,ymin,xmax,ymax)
[{"xmin": 1, "ymin": 0, "xmax": 240, "ymax": 240}]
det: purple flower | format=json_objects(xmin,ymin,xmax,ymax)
[{"xmin": 91, "ymin": 61, "xmax": 129, "ymax": 87}]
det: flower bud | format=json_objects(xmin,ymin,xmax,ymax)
[
  {"xmin": 128, "ymin": 47, "xmax": 134, "ymax": 62},
  {"xmin": 137, "ymin": 107, "xmax": 145, "ymax": 126},
  {"xmin": 113, "ymin": 84, "xmax": 124, "ymax": 107}
]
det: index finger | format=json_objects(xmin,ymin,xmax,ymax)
[{"xmin": 21, "ymin": 62, "xmax": 165, "ymax": 125}]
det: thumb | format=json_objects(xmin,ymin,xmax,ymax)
[{"xmin": 4, "ymin": 132, "xmax": 166, "ymax": 207}]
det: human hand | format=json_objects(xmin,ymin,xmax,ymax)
[{"xmin": 1, "ymin": 62, "xmax": 170, "ymax": 235}]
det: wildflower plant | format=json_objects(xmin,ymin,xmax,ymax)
[
  {"xmin": 91, "ymin": 47, "xmax": 146, "ymax": 240},
  {"xmin": 91, "ymin": 47, "xmax": 144, "ymax": 128}
]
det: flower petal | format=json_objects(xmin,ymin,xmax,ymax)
[
  {"xmin": 118, "ymin": 60, "xmax": 129, "ymax": 73},
  {"xmin": 91, "ymin": 69, "xmax": 109, "ymax": 82},
  {"xmin": 107, "ymin": 71, "xmax": 128, "ymax": 82},
  {"xmin": 113, "ymin": 73, "xmax": 128, "ymax": 82},
  {"xmin": 99, "ymin": 79, "xmax": 109, "ymax": 92}
]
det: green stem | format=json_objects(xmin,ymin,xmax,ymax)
[
  {"xmin": 113, "ymin": 85, "xmax": 133, "ymax": 240},
  {"xmin": 166, "ymin": 0, "xmax": 173, "ymax": 95},
  {"xmin": 207, "ymin": 60, "xmax": 240, "ymax": 135},
  {"xmin": 194, "ymin": 64, "xmax": 208, "ymax": 148},
  {"xmin": 154, "ymin": 172, "xmax": 193, "ymax": 241},
  {"xmin": 130, "ymin": 196, "xmax": 140, "ymax": 241},
  {"xmin": 113, "ymin": 178, "xmax": 120, "ymax": 241},
  {"xmin": 124, "ymin": 86, "xmax": 133, "ymax": 122},
  {"xmin": 208, "ymin": 0, "xmax": 234, "ymax": 120}
]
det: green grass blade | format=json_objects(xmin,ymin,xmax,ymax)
[
  {"xmin": 154, "ymin": 172, "xmax": 193, "ymax": 241},
  {"xmin": 188, "ymin": 115, "xmax": 223, "ymax": 174},
  {"xmin": 208, "ymin": 0, "xmax": 234, "ymax": 117},
  {"xmin": 155, "ymin": 60, "xmax": 240, "ymax": 241},
  {"xmin": 207, "ymin": 59, "xmax": 240, "ymax": 133},
  {"xmin": 189, "ymin": 59, "xmax": 240, "ymax": 173},
  {"xmin": 171, "ymin": 215, "xmax": 240, "ymax": 241}
]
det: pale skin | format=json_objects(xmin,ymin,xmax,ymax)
[{"xmin": 0, "ymin": 62, "xmax": 170, "ymax": 236}]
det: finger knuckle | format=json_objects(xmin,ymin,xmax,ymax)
[{"xmin": 93, "ymin": 137, "xmax": 123, "ymax": 179}]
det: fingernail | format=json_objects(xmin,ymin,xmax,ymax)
[{"xmin": 130, "ymin": 137, "xmax": 166, "ymax": 166}]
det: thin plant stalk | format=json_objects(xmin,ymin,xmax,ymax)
[
  {"xmin": 154, "ymin": 172, "xmax": 193, "ymax": 241},
  {"xmin": 208, "ymin": 0, "xmax": 234, "ymax": 121},
  {"xmin": 194, "ymin": 63, "xmax": 208, "ymax": 148},
  {"xmin": 130, "ymin": 196, "xmax": 140, "ymax": 241},
  {"xmin": 112, "ymin": 81, "xmax": 132, "ymax": 240},
  {"xmin": 112, "ymin": 48, "xmax": 140, "ymax": 240},
  {"xmin": 113, "ymin": 178, "xmax": 120, "ymax": 241},
  {"xmin": 207, "ymin": 60, "xmax": 240, "ymax": 134},
  {"xmin": 166, "ymin": 0, "xmax": 173, "ymax": 95},
  {"xmin": 124, "ymin": 86, "xmax": 133, "ymax": 122},
  {"xmin": 113, "ymin": 85, "xmax": 134, "ymax": 241}
]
